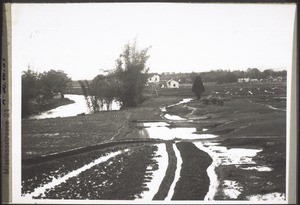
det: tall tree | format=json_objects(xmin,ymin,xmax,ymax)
[
  {"xmin": 192, "ymin": 75, "xmax": 205, "ymax": 100},
  {"xmin": 114, "ymin": 41, "xmax": 150, "ymax": 107}
]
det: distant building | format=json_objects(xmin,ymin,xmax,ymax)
[
  {"xmin": 276, "ymin": 76, "xmax": 283, "ymax": 81},
  {"xmin": 250, "ymin": 79, "xmax": 259, "ymax": 82},
  {"xmin": 166, "ymin": 79, "xmax": 179, "ymax": 88},
  {"xmin": 237, "ymin": 78, "xmax": 250, "ymax": 83},
  {"xmin": 147, "ymin": 74, "xmax": 160, "ymax": 83},
  {"xmin": 266, "ymin": 76, "xmax": 273, "ymax": 82}
]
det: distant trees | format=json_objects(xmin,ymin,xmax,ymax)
[
  {"xmin": 200, "ymin": 68, "xmax": 286, "ymax": 84},
  {"xmin": 80, "ymin": 40, "xmax": 150, "ymax": 113},
  {"xmin": 192, "ymin": 75, "xmax": 205, "ymax": 100},
  {"xmin": 22, "ymin": 69, "xmax": 72, "ymax": 116}
]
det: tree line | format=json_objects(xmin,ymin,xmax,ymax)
[
  {"xmin": 165, "ymin": 68, "xmax": 287, "ymax": 84},
  {"xmin": 22, "ymin": 69, "xmax": 72, "ymax": 117}
]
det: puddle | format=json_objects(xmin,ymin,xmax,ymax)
[
  {"xmin": 22, "ymin": 150, "xmax": 125, "ymax": 199},
  {"xmin": 138, "ymin": 122, "xmax": 218, "ymax": 141},
  {"xmin": 174, "ymin": 98, "xmax": 193, "ymax": 106},
  {"xmin": 194, "ymin": 141, "xmax": 262, "ymax": 200},
  {"xmin": 223, "ymin": 180, "xmax": 243, "ymax": 199},
  {"xmin": 266, "ymin": 105, "xmax": 286, "ymax": 112},
  {"xmin": 136, "ymin": 144, "xmax": 168, "ymax": 201},
  {"xmin": 163, "ymin": 114, "xmax": 186, "ymax": 121},
  {"xmin": 238, "ymin": 165, "xmax": 273, "ymax": 172},
  {"xmin": 160, "ymin": 107, "xmax": 167, "ymax": 112},
  {"xmin": 160, "ymin": 98, "xmax": 194, "ymax": 121},
  {"xmin": 165, "ymin": 143, "xmax": 183, "ymax": 201},
  {"xmin": 246, "ymin": 192, "xmax": 285, "ymax": 201}
]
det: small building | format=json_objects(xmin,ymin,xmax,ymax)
[
  {"xmin": 276, "ymin": 76, "xmax": 283, "ymax": 81},
  {"xmin": 250, "ymin": 78, "xmax": 259, "ymax": 82},
  {"xmin": 147, "ymin": 74, "xmax": 160, "ymax": 83},
  {"xmin": 166, "ymin": 79, "xmax": 179, "ymax": 88},
  {"xmin": 237, "ymin": 78, "xmax": 250, "ymax": 83},
  {"xmin": 266, "ymin": 76, "xmax": 273, "ymax": 82}
]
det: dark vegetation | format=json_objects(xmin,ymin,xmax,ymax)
[
  {"xmin": 160, "ymin": 68, "xmax": 287, "ymax": 84},
  {"xmin": 192, "ymin": 75, "xmax": 205, "ymax": 100},
  {"xmin": 79, "ymin": 41, "xmax": 150, "ymax": 112},
  {"xmin": 22, "ymin": 69, "xmax": 72, "ymax": 117}
]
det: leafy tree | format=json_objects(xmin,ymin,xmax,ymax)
[
  {"xmin": 22, "ymin": 69, "xmax": 41, "ymax": 116},
  {"xmin": 114, "ymin": 41, "xmax": 150, "ymax": 107},
  {"xmin": 79, "ymin": 73, "xmax": 121, "ymax": 113},
  {"xmin": 192, "ymin": 75, "xmax": 205, "ymax": 100},
  {"xmin": 40, "ymin": 69, "xmax": 72, "ymax": 100},
  {"xmin": 22, "ymin": 69, "xmax": 41, "ymax": 101},
  {"xmin": 22, "ymin": 69, "xmax": 72, "ymax": 116}
]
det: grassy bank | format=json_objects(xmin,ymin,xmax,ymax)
[{"xmin": 22, "ymin": 97, "xmax": 75, "ymax": 118}]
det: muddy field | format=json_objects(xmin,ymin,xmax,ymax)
[{"xmin": 21, "ymin": 81, "xmax": 287, "ymax": 202}]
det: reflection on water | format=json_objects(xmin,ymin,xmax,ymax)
[
  {"xmin": 246, "ymin": 192, "xmax": 285, "ymax": 201},
  {"xmin": 194, "ymin": 141, "xmax": 275, "ymax": 200},
  {"xmin": 165, "ymin": 143, "xmax": 183, "ymax": 201},
  {"xmin": 136, "ymin": 144, "xmax": 168, "ymax": 201},
  {"xmin": 29, "ymin": 94, "xmax": 121, "ymax": 119},
  {"xmin": 22, "ymin": 150, "xmax": 124, "ymax": 199},
  {"xmin": 163, "ymin": 114, "xmax": 186, "ymax": 121},
  {"xmin": 138, "ymin": 122, "xmax": 218, "ymax": 140}
]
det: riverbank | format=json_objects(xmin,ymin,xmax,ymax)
[{"xmin": 22, "ymin": 97, "xmax": 75, "ymax": 118}]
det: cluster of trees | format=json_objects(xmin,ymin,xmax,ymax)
[
  {"xmin": 176, "ymin": 68, "xmax": 287, "ymax": 84},
  {"xmin": 79, "ymin": 41, "xmax": 150, "ymax": 112},
  {"xmin": 202, "ymin": 68, "xmax": 286, "ymax": 83},
  {"xmin": 22, "ymin": 69, "xmax": 72, "ymax": 116}
]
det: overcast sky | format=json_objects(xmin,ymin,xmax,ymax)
[{"xmin": 12, "ymin": 3, "xmax": 296, "ymax": 80}]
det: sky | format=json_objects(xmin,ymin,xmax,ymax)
[{"xmin": 12, "ymin": 3, "xmax": 296, "ymax": 80}]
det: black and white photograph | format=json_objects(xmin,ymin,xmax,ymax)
[{"xmin": 6, "ymin": 2, "xmax": 297, "ymax": 204}]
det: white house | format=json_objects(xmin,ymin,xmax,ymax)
[
  {"xmin": 250, "ymin": 78, "xmax": 259, "ymax": 82},
  {"xmin": 147, "ymin": 74, "xmax": 160, "ymax": 83},
  {"xmin": 166, "ymin": 79, "xmax": 179, "ymax": 88},
  {"xmin": 237, "ymin": 78, "xmax": 250, "ymax": 83}
]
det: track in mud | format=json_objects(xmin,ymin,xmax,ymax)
[{"xmin": 22, "ymin": 140, "xmax": 212, "ymax": 200}]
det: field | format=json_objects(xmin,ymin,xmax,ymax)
[{"xmin": 21, "ymin": 81, "xmax": 287, "ymax": 201}]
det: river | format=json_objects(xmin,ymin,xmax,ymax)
[{"xmin": 29, "ymin": 94, "xmax": 121, "ymax": 120}]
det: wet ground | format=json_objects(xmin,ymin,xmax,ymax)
[{"xmin": 21, "ymin": 82, "xmax": 287, "ymax": 202}]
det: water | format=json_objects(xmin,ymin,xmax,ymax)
[
  {"xmin": 136, "ymin": 144, "xmax": 168, "ymax": 201},
  {"xmin": 138, "ymin": 122, "xmax": 218, "ymax": 141},
  {"xmin": 29, "ymin": 94, "xmax": 121, "ymax": 119},
  {"xmin": 22, "ymin": 150, "xmax": 124, "ymax": 199}
]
